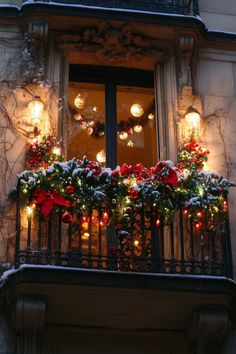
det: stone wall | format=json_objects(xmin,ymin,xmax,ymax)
[
  {"xmin": 196, "ymin": 48, "xmax": 236, "ymax": 276},
  {"xmin": 0, "ymin": 25, "xmax": 58, "ymax": 265}
]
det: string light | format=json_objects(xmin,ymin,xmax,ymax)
[
  {"xmin": 134, "ymin": 240, "xmax": 139, "ymax": 246},
  {"xmin": 82, "ymin": 232, "xmax": 90, "ymax": 238},
  {"xmin": 74, "ymin": 113, "xmax": 83, "ymax": 121},
  {"xmin": 148, "ymin": 113, "xmax": 154, "ymax": 120},
  {"xmin": 156, "ymin": 219, "xmax": 161, "ymax": 227},
  {"xmin": 133, "ymin": 124, "xmax": 143, "ymax": 133},
  {"xmin": 52, "ymin": 146, "xmax": 61, "ymax": 156},
  {"xmin": 119, "ymin": 131, "xmax": 128, "ymax": 140},
  {"xmin": 127, "ymin": 140, "xmax": 134, "ymax": 147},
  {"xmin": 96, "ymin": 149, "xmax": 106, "ymax": 163}
]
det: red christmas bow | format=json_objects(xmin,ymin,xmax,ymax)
[{"xmin": 33, "ymin": 188, "xmax": 71, "ymax": 218}]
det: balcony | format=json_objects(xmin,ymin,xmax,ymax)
[
  {"xmin": 15, "ymin": 154, "xmax": 232, "ymax": 277},
  {"xmin": 15, "ymin": 205, "xmax": 232, "ymax": 277},
  {"xmin": 22, "ymin": 0, "xmax": 200, "ymax": 16}
]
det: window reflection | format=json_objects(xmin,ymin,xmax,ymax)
[
  {"xmin": 67, "ymin": 82, "xmax": 157, "ymax": 167},
  {"xmin": 67, "ymin": 82, "xmax": 105, "ymax": 162},
  {"xmin": 117, "ymin": 86, "xmax": 157, "ymax": 166}
]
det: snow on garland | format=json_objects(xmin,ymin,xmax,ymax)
[{"xmin": 14, "ymin": 137, "xmax": 235, "ymax": 232}]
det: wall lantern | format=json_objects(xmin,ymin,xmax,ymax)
[
  {"xmin": 185, "ymin": 106, "xmax": 201, "ymax": 130},
  {"xmin": 28, "ymin": 96, "xmax": 44, "ymax": 126}
]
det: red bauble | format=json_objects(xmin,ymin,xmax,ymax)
[
  {"xmin": 61, "ymin": 211, "xmax": 73, "ymax": 223},
  {"xmin": 130, "ymin": 188, "xmax": 139, "ymax": 199},
  {"xmin": 66, "ymin": 185, "xmax": 75, "ymax": 194},
  {"xmin": 112, "ymin": 170, "xmax": 120, "ymax": 178}
]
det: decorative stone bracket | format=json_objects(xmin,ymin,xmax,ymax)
[
  {"xmin": 188, "ymin": 309, "xmax": 231, "ymax": 354},
  {"xmin": 177, "ymin": 34, "xmax": 195, "ymax": 94},
  {"xmin": 22, "ymin": 20, "xmax": 48, "ymax": 82},
  {"xmin": 13, "ymin": 296, "xmax": 46, "ymax": 354}
]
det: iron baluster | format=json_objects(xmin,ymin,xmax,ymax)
[{"xmin": 15, "ymin": 179, "xmax": 21, "ymax": 268}]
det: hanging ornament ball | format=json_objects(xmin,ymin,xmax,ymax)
[
  {"xmin": 127, "ymin": 140, "xmax": 134, "ymax": 147},
  {"xmin": 66, "ymin": 185, "xmax": 75, "ymax": 195},
  {"xmin": 74, "ymin": 94, "xmax": 85, "ymax": 109},
  {"xmin": 119, "ymin": 131, "xmax": 128, "ymax": 140},
  {"xmin": 61, "ymin": 211, "xmax": 73, "ymax": 223},
  {"xmin": 148, "ymin": 113, "xmax": 155, "ymax": 120},
  {"xmin": 130, "ymin": 103, "xmax": 144, "ymax": 118},
  {"xmin": 133, "ymin": 124, "xmax": 143, "ymax": 133},
  {"xmin": 74, "ymin": 113, "xmax": 83, "ymax": 121}
]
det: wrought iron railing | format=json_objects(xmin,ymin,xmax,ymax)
[
  {"xmin": 23, "ymin": 0, "xmax": 200, "ymax": 16},
  {"xmin": 15, "ymin": 187, "xmax": 232, "ymax": 277}
]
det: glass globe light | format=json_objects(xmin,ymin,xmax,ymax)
[
  {"xmin": 74, "ymin": 93, "xmax": 85, "ymax": 109},
  {"xmin": 130, "ymin": 103, "xmax": 144, "ymax": 118}
]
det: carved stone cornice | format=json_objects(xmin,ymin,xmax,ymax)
[
  {"xmin": 177, "ymin": 34, "xmax": 195, "ymax": 92},
  {"xmin": 188, "ymin": 309, "xmax": 231, "ymax": 354},
  {"xmin": 13, "ymin": 296, "xmax": 46, "ymax": 354},
  {"xmin": 56, "ymin": 21, "xmax": 169, "ymax": 68}
]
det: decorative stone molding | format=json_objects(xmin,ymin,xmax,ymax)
[
  {"xmin": 22, "ymin": 21, "xmax": 49, "ymax": 82},
  {"xmin": 177, "ymin": 34, "xmax": 195, "ymax": 93},
  {"xmin": 13, "ymin": 296, "xmax": 46, "ymax": 354},
  {"xmin": 56, "ymin": 21, "xmax": 169, "ymax": 68},
  {"xmin": 188, "ymin": 309, "xmax": 231, "ymax": 354}
]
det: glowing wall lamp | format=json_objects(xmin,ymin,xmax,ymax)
[
  {"xmin": 185, "ymin": 106, "xmax": 201, "ymax": 130},
  {"xmin": 28, "ymin": 96, "xmax": 44, "ymax": 126}
]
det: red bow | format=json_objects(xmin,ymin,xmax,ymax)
[{"xmin": 33, "ymin": 188, "xmax": 71, "ymax": 218}]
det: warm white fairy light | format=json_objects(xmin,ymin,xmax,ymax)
[
  {"xmin": 96, "ymin": 149, "xmax": 106, "ymax": 163},
  {"xmin": 74, "ymin": 113, "xmax": 82, "ymax": 121},
  {"xmin": 52, "ymin": 146, "xmax": 61, "ymax": 156},
  {"xmin": 119, "ymin": 131, "xmax": 128, "ymax": 140},
  {"xmin": 148, "ymin": 113, "xmax": 154, "ymax": 120},
  {"xmin": 133, "ymin": 124, "xmax": 143, "ymax": 133},
  {"xmin": 82, "ymin": 232, "xmax": 90, "ymax": 238},
  {"xmin": 127, "ymin": 140, "xmax": 134, "ymax": 147}
]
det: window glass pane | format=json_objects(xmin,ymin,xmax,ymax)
[
  {"xmin": 67, "ymin": 82, "xmax": 105, "ymax": 163},
  {"xmin": 117, "ymin": 86, "xmax": 157, "ymax": 166}
]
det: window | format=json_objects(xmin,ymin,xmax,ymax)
[{"xmin": 67, "ymin": 65, "xmax": 157, "ymax": 167}]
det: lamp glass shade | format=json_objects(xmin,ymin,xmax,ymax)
[{"xmin": 28, "ymin": 96, "xmax": 44, "ymax": 125}]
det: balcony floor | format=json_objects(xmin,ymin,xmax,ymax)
[{"xmin": 1, "ymin": 265, "xmax": 235, "ymax": 331}]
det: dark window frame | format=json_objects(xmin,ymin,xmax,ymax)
[{"xmin": 69, "ymin": 65, "xmax": 155, "ymax": 168}]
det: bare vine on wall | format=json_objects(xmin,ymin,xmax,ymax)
[{"xmin": 0, "ymin": 25, "xmax": 58, "ymax": 267}]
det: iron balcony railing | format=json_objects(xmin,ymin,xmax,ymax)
[
  {"xmin": 23, "ymin": 0, "xmax": 200, "ymax": 16},
  {"xmin": 15, "ymin": 186, "xmax": 232, "ymax": 277}
]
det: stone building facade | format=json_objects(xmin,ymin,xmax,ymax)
[{"xmin": 0, "ymin": 0, "xmax": 236, "ymax": 353}]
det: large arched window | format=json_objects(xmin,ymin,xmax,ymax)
[{"xmin": 67, "ymin": 65, "xmax": 158, "ymax": 167}]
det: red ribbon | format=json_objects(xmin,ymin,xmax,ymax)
[{"xmin": 33, "ymin": 188, "xmax": 71, "ymax": 218}]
